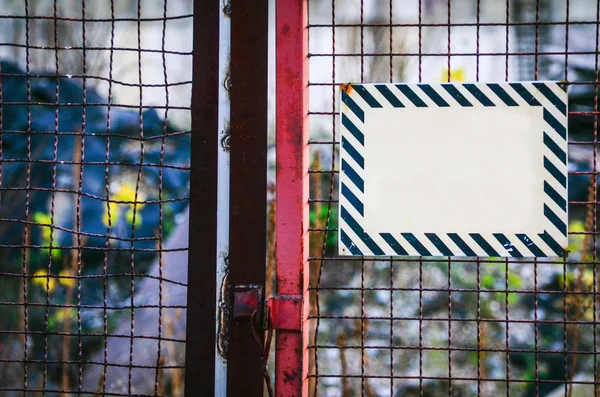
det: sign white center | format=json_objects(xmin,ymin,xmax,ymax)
[{"xmin": 363, "ymin": 106, "xmax": 545, "ymax": 235}]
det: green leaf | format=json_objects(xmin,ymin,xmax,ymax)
[
  {"xmin": 569, "ymin": 220, "xmax": 586, "ymax": 254},
  {"xmin": 507, "ymin": 292, "xmax": 519, "ymax": 306},
  {"xmin": 507, "ymin": 270, "xmax": 523, "ymax": 288},
  {"xmin": 482, "ymin": 274, "xmax": 495, "ymax": 289}
]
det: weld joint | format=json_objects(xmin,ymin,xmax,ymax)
[
  {"xmin": 216, "ymin": 253, "xmax": 229, "ymax": 360},
  {"xmin": 222, "ymin": 1, "xmax": 232, "ymax": 18},
  {"xmin": 220, "ymin": 127, "xmax": 231, "ymax": 151}
]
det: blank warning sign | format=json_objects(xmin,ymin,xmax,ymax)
[{"xmin": 338, "ymin": 82, "xmax": 568, "ymax": 258}]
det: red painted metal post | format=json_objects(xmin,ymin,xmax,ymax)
[{"xmin": 275, "ymin": 0, "xmax": 309, "ymax": 396}]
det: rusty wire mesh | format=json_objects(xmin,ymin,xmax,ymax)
[
  {"xmin": 0, "ymin": 1, "xmax": 191, "ymax": 396},
  {"xmin": 307, "ymin": 0, "xmax": 600, "ymax": 396}
]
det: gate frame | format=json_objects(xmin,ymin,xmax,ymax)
[
  {"xmin": 187, "ymin": 1, "xmax": 307, "ymax": 394},
  {"xmin": 226, "ymin": 0, "xmax": 270, "ymax": 395},
  {"xmin": 184, "ymin": 1, "xmax": 220, "ymax": 396},
  {"xmin": 275, "ymin": 0, "xmax": 310, "ymax": 396}
]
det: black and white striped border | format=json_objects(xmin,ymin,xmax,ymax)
[{"xmin": 339, "ymin": 82, "xmax": 568, "ymax": 258}]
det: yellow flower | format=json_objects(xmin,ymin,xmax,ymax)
[
  {"xmin": 441, "ymin": 67, "xmax": 466, "ymax": 82},
  {"xmin": 125, "ymin": 206, "xmax": 143, "ymax": 227},
  {"xmin": 58, "ymin": 270, "xmax": 76, "ymax": 289},
  {"xmin": 103, "ymin": 183, "xmax": 145, "ymax": 227},
  {"xmin": 32, "ymin": 269, "xmax": 56, "ymax": 292},
  {"xmin": 33, "ymin": 212, "xmax": 53, "ymax": 243},
  {"xmin": 54, "ymin": 308, "xmax": 75, "ymax": 322},
  {"xmin": 103, "ymin": 201, "xmax": 120, "ymax": 227},
  {"xmin": 113, "ymin": 183, "xmax": 141, "ymax": 203},
  {"xmin": 33, "ymin": 212, "xmax": 62, "ymax": 258}
]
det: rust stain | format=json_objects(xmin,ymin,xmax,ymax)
[
  {"xmin": 340, "ymin": 83, "xmax": 354, "ymax": 94},
  {"xmin": 283, "ymin": 369, "xmax": 299, "ymax": 383}
]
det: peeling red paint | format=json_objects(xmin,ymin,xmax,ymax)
[
  {"xmin": 275, "ymin": 0, "xmax": 309, "ymax": 396},
  {"xmin": 283, "ymin": 369, "xmax": 299, "ymax": 384}
]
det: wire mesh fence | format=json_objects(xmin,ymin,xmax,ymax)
[
  {"xmin": 306, "ymin": 0, "xmax": 600, "ymax": 396},
  {"xmin": 0, "ymin": 1, "xmax": 191, "ymax": 396},
  {"xmin": 1, "ymin": 0, "xmax": 599, "ymax": 396}
]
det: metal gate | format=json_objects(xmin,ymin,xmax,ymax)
[{"xmin": 2, "ymin": 1, "xmax": 600, "ymax": 396}]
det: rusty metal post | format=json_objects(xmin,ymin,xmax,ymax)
[
  {"xmin": 275, "ymin": 0, "xmax": 309, "ymax": 395},
  {"xmin": 226, "ymin": 0, "xmax": 269, "ymax": 396},
  {"xmin": 184, "ymin": 1, "xmax": 220, "ymax": 396}
]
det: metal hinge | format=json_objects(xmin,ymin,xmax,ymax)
[
  {"xmin": 232, "ymin": 284, "xmax": 273, "ymax": 396},
  {"xmin": 230, "ymin": 288, "xmax": 302, "ymax": 396},
  {"xmin": 232, "ymin": 288, "xmax": 303, "ymax": 332},
  {"xmin": 232, "ymin": 284, "xmax": 263, "ymax": 320},
  {"xmin": 266, "ymin": 295, "xmax": 302, "ymax": 331}
]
